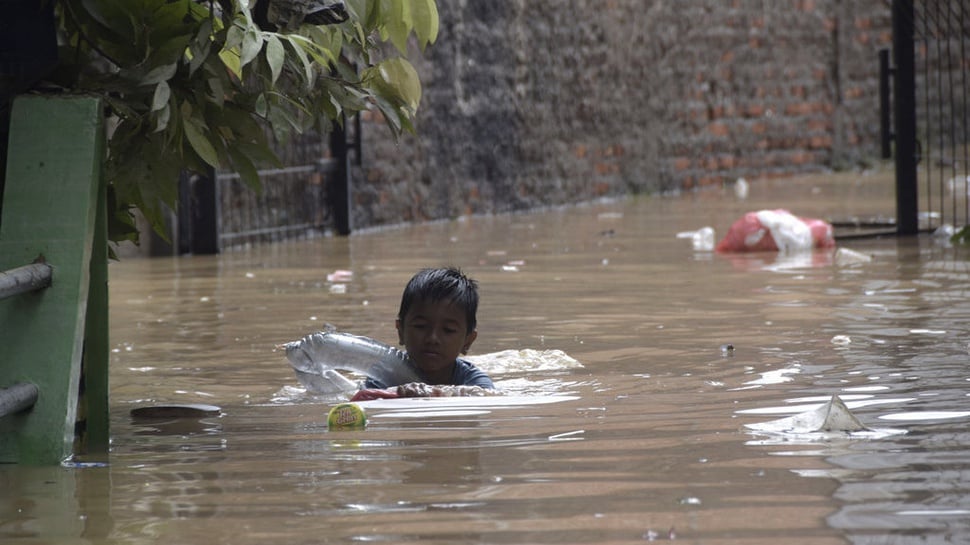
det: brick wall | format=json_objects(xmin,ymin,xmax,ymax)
[{"xmin": 350, "ymin": 0, "xmax": 891, "ymax": 230}]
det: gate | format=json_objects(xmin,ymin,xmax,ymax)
[
  {"xmin": 888, "ymin": 0, "xmax": 970, "ymax": 235},
  {"xmin": 177, "ymin": 115, "xmax": 360, "ymax": 254}
]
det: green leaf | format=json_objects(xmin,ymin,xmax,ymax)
[
  {"xmin": 384, "ymin": 0, "xmax": 411, "ymax": 54},
  {"xmin": 153, "ymin": 102, "xmax": 171, "ymax": 133},
  {"xmin": 410, "ymin": 0, "xmax": 439, "ymax": 47},
  {"xmin": 377, "ymin": 57, "xmax": 421, "ymax": 110},
  {"xmin": 343, "ymin": 0, "xmax": 366, "ymax": 22},
  {"xmin": 227, "ymin": 146, "xmax": 262, "ymax": 192},
  {"xmin": 255, "ymin": 93, "xmax": 268, "ymax": 117},
  {"xmin": 151, "ymin": 80, "xmax": 171, "ymax": 111},
  {"xmin": 265, "ymin": 35, "xmax": 285, "ymax": 84},
  {"xmin": 188, "ymin": 19, "xmax": 214, "ymax": 75},
  {"xmin": 372, "ymin": 94, "xmax": 403, "ymax": 136},
  {"xmin": 141, "ymin": 62, "xmax": 177, "ymax": 85},
  {"xmin": 182, "ymin": 111, "xmax": 221, "ymax": 168},
  {"xmin": 219, "ymin": 47, "xmax": 243, "ymax": 80},
  {"xmin": 306, "ymin": 25, "xmax": 341, "ymax": 60},
  {"xmin": 234, "ymin": 140, "xmax": 282, "ymax": 169},
  {"xmin": 285, "ymin": 36, "xmax": 315, "ymax": 89},
  {"xmin": 206, "ymin": 76, "xmax": 226, "ymax": 108},
  {"xmin": 240, "ymin": 28, "xmax": 263, "ymax": 68}
]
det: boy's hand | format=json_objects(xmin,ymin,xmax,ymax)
[
  {"xmin": 397, "ymin": 383, "xmax": 492, "ymax": 397},
  {"xmin": 349, "ymin": 388, "xmax": 399, "ymax": 401}
]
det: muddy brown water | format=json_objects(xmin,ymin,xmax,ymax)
[{"xmin": 3, "ymin": 172, "xmax": 969, "ymax": 544}]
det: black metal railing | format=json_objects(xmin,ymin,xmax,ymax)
[
  {"xmin": 886, "ymin": 0, "xmax": 970, "ymax": 235},
  {"xmin": 177, "ymin": 114, "xmax": 360, "ymax": 253}
]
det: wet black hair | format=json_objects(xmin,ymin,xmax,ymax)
[{"xmin": 398, "ymin": 267, "xmax": 479, "ymax": 333}]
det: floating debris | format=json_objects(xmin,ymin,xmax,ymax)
[
  {"xmin": 130, "ymin": 403, "xmax": 221, "ymax": 419},
  {"xmin": 831, "ymin": 335, "xmax": 852, "ymax": 346},
  {"xmin": 745, "ymin": 395, "xmax": 868, "ymax": 435},
  {"xmin": 834, "ymin": 248, "xmax": 873, "ymax": 266}
]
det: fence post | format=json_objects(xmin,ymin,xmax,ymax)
[
  {"xmin": 879, "ymin": 49, "xmax": 893, "ymax": 160},
  {"xmin": 0, "ymin": 95, "xmax": 108, "ymax": 464},
  {"xmin": 893, "ymin": 0, "xmax": 919, "ymax": 235},
  {"xmin": 329, "ymin": 116, "xmax": 352, "ymax": 235},
  {"xmin": 177, "ymin": 168, "xmax": 219, "ymax": 255}
]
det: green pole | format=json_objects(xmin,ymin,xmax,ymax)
[{"xmin": 0, "ymin": 95, "xmax": 107, "ymax": 465}]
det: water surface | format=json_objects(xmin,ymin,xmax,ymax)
[{"xmin": 3, "ymin": 172, "xmax": 969, "ymax": 544}]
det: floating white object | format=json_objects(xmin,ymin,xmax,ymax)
[
  {"xmin": 831, "ymin": 335, "xmax": 852, "ymax": 345},
  {"xmin": 734, "ymin": 177, "xmax": 749, "ymax": 199},
  {"xmin": 745, "ymin": 394, "xmax": 868, "ymax": 434},
  {"xmin": 676, "ymin": 226, "xmax": 715, "ymax": 251},
  {"xmin": 834, "ymin": 248, "xmax": 872, "ymax": 266}
]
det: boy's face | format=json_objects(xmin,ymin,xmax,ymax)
[{"xmin": 397, "ymin": 298, "xmax": 477, "ymax": 381}]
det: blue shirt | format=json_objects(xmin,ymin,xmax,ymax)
[{"xmin": 364, "ymin": 358, "xmax": 494, "ymax": 389}]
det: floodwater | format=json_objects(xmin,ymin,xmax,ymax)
[{"xmin": 3, "ymin": 171, "xmax": 970, "ymax": 544}]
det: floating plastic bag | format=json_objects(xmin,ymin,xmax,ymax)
[
  {"xmin": 715, "ymin": 209, "xmax": 835, "ymax": 253},
  {"xmin": 676, "ymin": 226, "xmax": 716, "ymax": 251}
]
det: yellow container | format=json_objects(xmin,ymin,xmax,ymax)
[{"xmin": 327, "ymin": 403, "xmax": 367, "ymax": 430}]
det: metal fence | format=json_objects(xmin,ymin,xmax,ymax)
[
  {"xmin": 177, "ymin": 116, "xmax": 358, "ymax": 254},
  {"xmin": 890, "ymin": 0, "xmax": 970, "ymax": 234}
]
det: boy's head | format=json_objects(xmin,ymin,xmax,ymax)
[
  {"xmin": 397, "ymin": 267, "xmax": 478, "ymax": 333},
  {"xmin": 396, "ymin": 268, "xmax": 479, "ymax": 381}
]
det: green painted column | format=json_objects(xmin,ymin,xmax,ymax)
[{"xmin": 0, "ymin": 95, "xmax": 107, "ymax": 465}]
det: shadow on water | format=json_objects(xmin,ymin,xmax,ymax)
[{"xmin": 3, "ymin": 172, "xmax": 970, "ymax": 544}]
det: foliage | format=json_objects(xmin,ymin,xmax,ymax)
[{"xmin": 49, "ymin": 0, "xmax": 438, "ymax": 244}]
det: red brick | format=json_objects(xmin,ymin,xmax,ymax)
[
  {"xmin": 791, "ymin": 151, "xmax": 814, "ymax": 165},
  {"xmin": 845, "ymin": 86, "xmax": 865, "ymax": 99},
  {"xmin": 708, "ymin": 121, "xmax": 730, "ymax": 137},
  {"xmin": 785, "ymin": 102, "xmax": 813, "ymax": 115},
  {"xmin": 594, "ymin": 162, "xmax": 617, "ymax": 175},
  {"xmin": 806, "ymin": 118, "xmax": 831, "ymax": 131},
  {"xmin": 809, "ymin": 135, "xmax": 832, "ymax": 149},
  {"xmin": 697, "ymin": 175, "xmax": 723, "ymax": 187},
  {"xmin": 718, "ymin": 154, "xmax": 738, "ymax": 169}
]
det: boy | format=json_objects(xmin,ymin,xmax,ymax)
[{"xmin": 364, "ymin": 267, "xmax": 494, "ymax": 390}]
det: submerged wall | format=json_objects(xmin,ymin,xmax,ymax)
[{"xmin": 352, "ymin": 0, "xmax": 891, "ymax": 229}]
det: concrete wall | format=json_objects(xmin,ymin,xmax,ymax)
[{"xmin": 351, "ymin": 0, "xmax": 891, "ymax": 230}]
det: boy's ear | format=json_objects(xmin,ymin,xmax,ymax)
[
  {"xmin": 395, "ymin": 318, "xmax": 404, "ymax": 345},
  {"xmin": 462, "ymin": 330, "xmax": 478, "ymax": 354}
]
